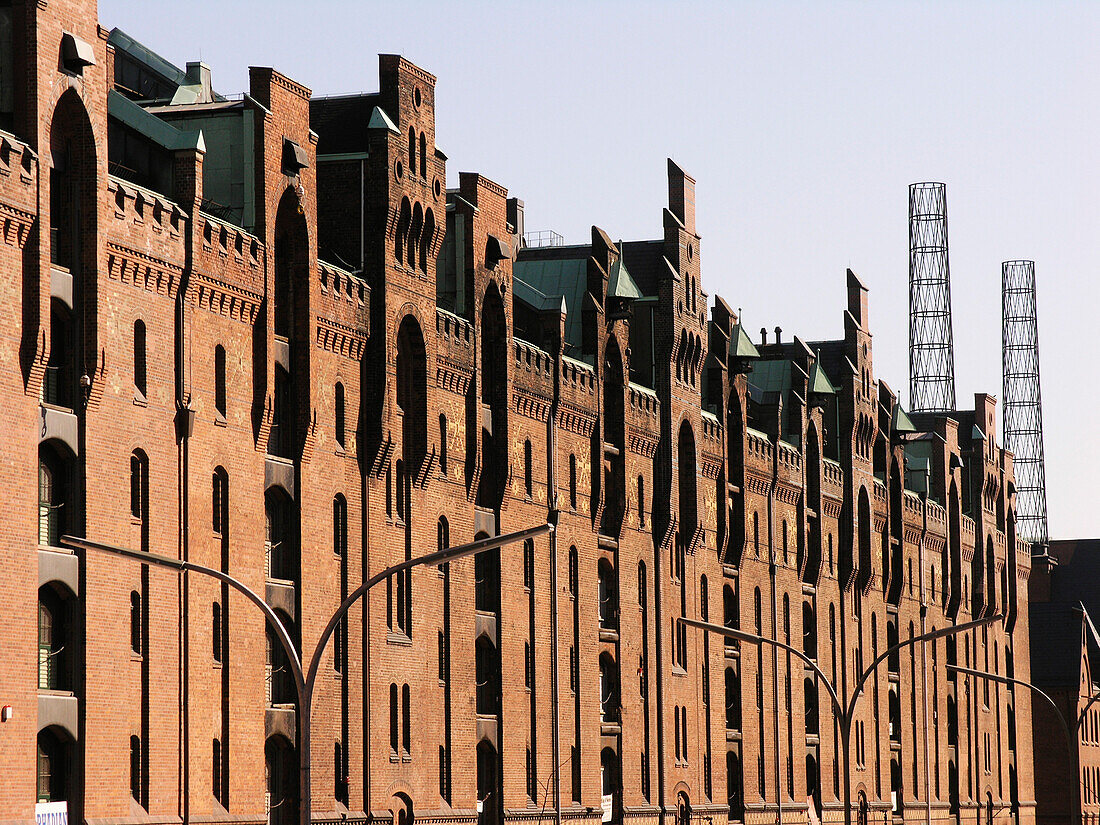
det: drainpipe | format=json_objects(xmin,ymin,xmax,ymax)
[
  {"xmin": 768, "ymin": 440, "xmax": 782, "ymax": 825},
  {"xmin": 917, "ymin": 461, "xmax": 931, "ymax": 825},
  {"xmin": 549, "ymin": 319, "xmax": 563, "ymax": 825}
]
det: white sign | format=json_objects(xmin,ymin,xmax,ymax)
[
  {"xmin": 601, "ymin": 794, "xmax": 613, "ymax": 823},
  {"xmin": 35, "ymin": 802, "xmax": 67, "ymax": 825}
]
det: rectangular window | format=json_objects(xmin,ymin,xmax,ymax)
[{"xmin": 215, "ymin": 346, "xmax": 227, "ymax": 416}]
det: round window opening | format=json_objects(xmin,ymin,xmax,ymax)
[
  {"xmin": 395, "ymin": 160, "xmax": 403, "ymax": 181},
  {"xmin": 413, "ymin": 87, "xmax": 422, "ymax": 108},
  {"xmin": 688, "ymin": 244, "xmax": 694, "ymax": 260},
  {"xmin": 434, "ymin": 179, "xmax": 442, "ymax": 199}
]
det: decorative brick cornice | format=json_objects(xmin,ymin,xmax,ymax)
[
  {"xmin": 191, "ymin": 272, "xmax": 262, "ymax": 324},
  {"xmin": 557, "ymin": 400, "xmax": 596, "ymax": 438},
  {"xmin": 513, "ymin": 386, "xmax": 551, "ymax": 422},
  {"xmin": 628, "ymin": 426, "xmax": 659, "ymax": 459},
  {"xmin": 106, "ymin": 243, "xmax": 183, "ymax": 298},
  {"xmin": 0, "ymin": 203, "xmax": 34, "ymax": 248},
  {"xmin": 436, "ymin": 360, "xmax": 472, "ymax": 395},
  {"xmin": 316, "ymin": 317, "xmax": 368, "ymax": 360}
]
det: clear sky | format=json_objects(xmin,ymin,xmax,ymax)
[{"xmin": 97, "ymin": 0, "xmax": 1098, "ymax": 539}]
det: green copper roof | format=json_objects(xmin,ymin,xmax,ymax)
[
  {"xmin": 108, "ymin": 90, "xmax": 205, "ymax": 152},
  {"xmin": 731, "ymin": 324, "xmax": 761, "ymax": 359},
  {"xmin": 808, "ymin": 360, "xmax": 836, "ymax": 395},
  {"xmin": 892, "ymin": 405, "xmax": 917, "ymax": 434},
  {"xmin": 368, "ymin": 106, "xmax": 399, "ymax": 133},
  {"xmin": 513, "ymin": 254, "xmax": 588, "ymax": 350},
  {"xmin": 747, "ymin": 358, "xmax": 792, "ymax": 399},
  {"xmin": 608, "ymin": 244, "xmax": 642, "ymax": 300}
]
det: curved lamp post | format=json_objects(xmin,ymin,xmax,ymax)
[
  {"xmin": 948, "ymin": 663, "xmax": 1096, "ymax": 825},
  {"xmin": 64, "ymin": 511, "xmax": 556, "ymax": 825},
  {"xmin": 680, "ymin": 612, "xmax": 1002, "ymax": 825}
]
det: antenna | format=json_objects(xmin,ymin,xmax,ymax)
[
  {"xmin": 1002, "ymin": 260, "xmax": 1048, "ymax": 544},
  {"xmin": 908, "ymin": 182, "xmax": 957, "ymax": 413}
]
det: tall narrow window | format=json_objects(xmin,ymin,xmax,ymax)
[
  {"xmin": 638, "ymin": 476, "xmax": 645, "ymax": 527},
  {"xmin": 212, "ymin": 601, "xmax": 222, "ymax": 663},
  {"xmin": 130, "ymin": 591, "xmax": 142, "ymax": 655},
  {"xmin": 524, "ymin": 440, "xmax": 533, "ymax": 498},
  {"xmin": 523, "ymin": 539, "xmax": 535, "ymax": 591},
  {"xmin": 569, "ymin": 454, "xmax": 577, "ymax": 510},
  {"xmin": 335, "ymin": 382, "xmax": 346, "ymax": 448},
  {"xmin": 440, "ymin": 415, "xmax": 448, "ymax": 475},
  {"xmin": 213, "ymin": 738, "xmax": 223, "ymax": 805},
  {"xmin": 212, "ymin": 468, "xmax": 228, "ymax": 536},
  {"xmin": 130, "ymin": 451, "xmax": 149, "ymax": 550},
  {"xmin": 333, "ymin": 495, "xmax": 347, "ymax": 557},
  {"xmin": 214, "ymin": 345, "xmax": 226, "ymax": 417},
  {"xmin": 130, "ymin": 735, "xmax": 143, "ymax": 804},
  {"xmin": 408, "ymin": 127, "xmax": 416, "ymax": 174},
  {"xmin": 419, "ymin": 132, "xmax": 427, "ymax": 178},
  {"xmin": 134, "ymin": 319, "xmax": 147, "ymax": 397},
  {"xmin": 402, "ymin": 683, "xmax": 412, "ymax": 754},
  {"xmin": 390, "ymin": 684, "xmax": 399, "ymax": 753}
]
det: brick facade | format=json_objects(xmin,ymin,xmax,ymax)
[{"xmin": 0, "ymin": 4, "xmax": 1036, "ymax": 825}]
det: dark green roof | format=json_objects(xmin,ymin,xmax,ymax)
[
  {"xmin": 513, "ymin": 254, "xmax": 588, "ymax": 349},
  {"xmin": 748, "ymin": 358, "xmax": 792, "ymax": 401},
  {"xmin": 108, "ymin": 90, "xmax": 205, "ymax": 152}
]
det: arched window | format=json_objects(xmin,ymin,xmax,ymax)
[
  {"xmin": 131, "ymin": 450, "xmax": 150, "ymax": 550},
  {"xmin": 475, "ymin": 547, "xmax": 501, "ymax": 614},
  {"xmin": 333, "ymin": 495, "xmax": 347, "ymax": 557},
  {"xmin": 402, "ymin": 684, "xmax": 411, "ymax": 754},
  {"xmin": 440, "ymin": 415, "xmax": 448, "ymax": 475},
  {"xmin": 39, "ymin": 445, "xmax": 71, "ymax": 548},
  {"xmin": 754, "ymin": 588, "xmax": 762, "ymax": 635},
  {"xmin": 213, "ymin": 738, "xmax": 224, "ymax": 805},
  {"xmin": 569, "ymin": 454, "xmax": 577, "ymax": 510},
  {"xmin": 523, "ymin": 539, "xmax": 535, "ymax": 591},
  {"xmin": 134, "ymin": 319, "xmax": 147, "ymax": 397},
  {"xmin": 420, "ymin": 207, "xmax": 435, "ymax": 272},
  {"xmin": 214, "ymin": 345, "xmax": 226, "ymax": 416},
  {"xmin": 212, "ymin": 467, "xmax": 228, "ymax": 536},
  {"xmin": 637, "ymin": 476, "xmax": 645, "ymax": 527},
  {"xmin": 212, "ymin": 601, "xmax": 222, "ymax": 663},
  {"xmin": 725, "ymin": 667, "xmax": 741, "ymax": 730},
  {"xmin": 395, "ymin": 198, "xmax": 411, "ymax": 263},
  {"xmin": 524, "ymin": 440, "xmax": 533, "ymax": 498},
  {"xmin": 408, "ymin": 127, "xmax": 416, "ymax": 174},
  {"xmin": 265, "ymin": 488, "xmax": 297, "ymax": 583},
  {"xmin": 130, "ymin": 735, "xmax": 143, "ymax": 805},
  {"xmin": 130, "ymin": 591, "xmax": 142, "ymax": 655},
  {"xmin": 389, "ymin": 684, "xmax": 399, "ymax": 753},
  {"xmin": 419, "ymin": 132, "xmax": 427, "ymax": 178},
  {"xmin": 598, "ymin": 559, "xmax": 618, "ymax": 630},
  {"xmin": 335, "ymin": 383, "xmax": 346, "ymax": 448},
  {"xmin": 678, "ymin": 422, "xmax": 698, "ymax": 541}
]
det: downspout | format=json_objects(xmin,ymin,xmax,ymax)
[
  {"xmin": 549, "ymin": 322, "xmax": 562, "ymax": 825},
  {"xmin": 768, "ymin": 440, "xmax": 782, "ymax": 825},
  {"xmin": 917, "ymin": 462, "xmax": 931, "ymax": 825},
  {"xmin": 175, "ymin": 226, "xmax": 193, "ymax": 825}
]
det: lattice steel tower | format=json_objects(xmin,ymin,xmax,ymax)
[
  {"xmin": 909, "ymin": 182, "xmax": 957, "ymax": 413},
  {"xmin": 1002, "ymin": 260, "xmax": 1048, "ymax": 544}
]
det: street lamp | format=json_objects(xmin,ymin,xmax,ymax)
[
  {"xmin": 63, "ymin": 511, "xmax": 556, "ymax": 825},
  {"xmin": 948, "ymin": 663, "xmax": 1100, "ymax": 825},
  {"xmin": 680, "ymin": 612, "xmax": 1002, "ymax": 825}
]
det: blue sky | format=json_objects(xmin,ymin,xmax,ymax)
[{"xmin": 98, "ymin": 0, "xmax": 1098, "ymax": 539}]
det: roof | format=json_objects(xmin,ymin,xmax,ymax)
[
  {"xmin": 732, "ymin": 324, "xmax": 762, "ymax": 360},
  {"xmin": 808, "ymin": 359, "xmax": 835, "ymax": 395},
  {"xmin": 608, "ymin": 247, "xmax": 642, "ymax": 300},
  {"xmin": 620, "ymin": 240, "xmax": 666, "ymax": 296},
  {"xmin": 514, "ymin": 247, "xmax": 589, "ymax": 350},
  {"xmin": 108, "ymin": 90, "xmax": 205, "ymax": 152},
  {"xmin": 108, "ymin": 28, "xmax": 188, "ymax": 88},
  {"xmin": 893, "ymin": 405, "xmax": 917, "ymax": 434},
  {"xmin": 748, "ymin": 358, "xmax": 793, "ymax": 403},
  {"xmin": 310, "ymin": 93, "xmax": 382, "ymax": 155}
]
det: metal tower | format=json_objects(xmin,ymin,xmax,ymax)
[
  {"xmin": 908, "ymin": 182, "xmax": 957, "ymax": 413},
  {"xmin": 1002, "ymin": 260, "xmax": 1048, "ymax": 544}
]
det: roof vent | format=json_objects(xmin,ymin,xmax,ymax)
[
  {"xmin": 61, "ymin": 32, "xmax": 96, "ymax": 74},
  {"xmin": 485, "ymin": 234, "xmax": 512, "ymax": 270}
]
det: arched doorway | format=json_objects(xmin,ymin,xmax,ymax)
[{"xmin": 265, "ymin": 735, "xmax": 298, "ymax": 825}]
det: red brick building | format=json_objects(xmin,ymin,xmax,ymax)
[
  {"xmin": 0, "ymin": 4, "xmax": 1036, "ymax": 825},
  {"xmin": 1029, "ymin": 540, "xmax": 1100, "ymax": 825}
]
